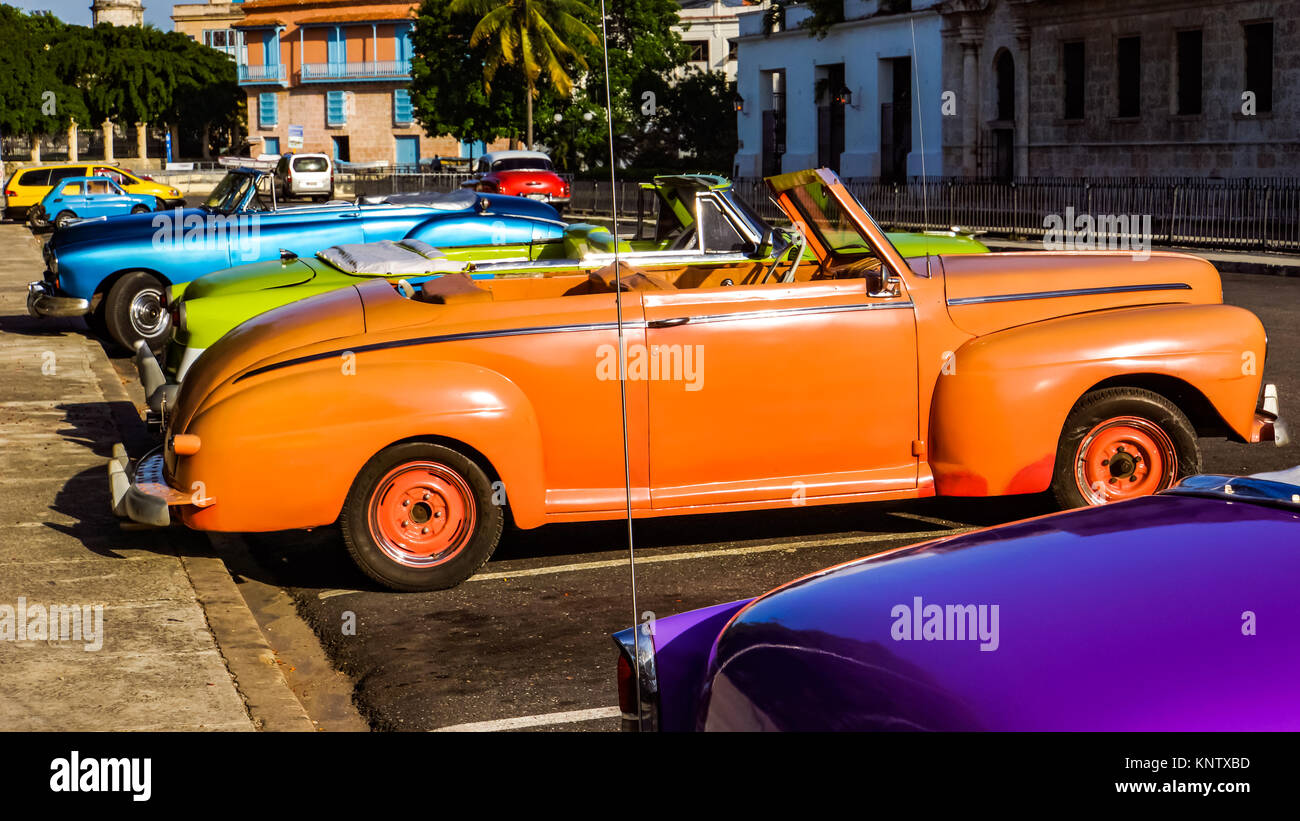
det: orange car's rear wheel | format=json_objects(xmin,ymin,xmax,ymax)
[
  {"xmin": 1051, "ymin": 388, "xmax": 1200, "ymax": 509},
  {"xmin": 341, "ymin": 442, "xmax": 503, "ymax": 591}
]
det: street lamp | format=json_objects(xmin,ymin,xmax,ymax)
[{"xmin": 734, "ymin": 92, "xmax": 744, "ymax": 113}]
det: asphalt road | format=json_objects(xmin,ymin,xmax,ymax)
[{"xmin": 127, "ymin": 269, "xmax": 1291, "ymax": 733}]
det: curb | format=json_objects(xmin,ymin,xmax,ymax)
[{"xmin": 85, "ymin": 328, "xmax": 315, "ymax": 731}]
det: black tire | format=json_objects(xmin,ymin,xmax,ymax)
[
  {"xmin": 1050, "ymin": 387, "xmax": 1200, "ymax": 509},
  {"xmin": 53, "ymin": 210, "xmax": 76, "ymax": 230},
  {"xmin": 130, "ymin": 204, "xmax": 149, "ymax": 215},
  {"xmin": 340, "ymin": 441, "xmax": 504, "ymax": 591},
  {"xmin": 104, "ymin": 270, "xmax": 171, "ymax": 354},
  {"xmin": 27, "ymin": 208, "xmax": 48, "ymax": 231}
]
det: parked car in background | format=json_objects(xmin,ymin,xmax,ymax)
[
  {"xmin": 27, "ymin": 167, "xmax": 562, "ymax": 352},
  {"xmin": 3, "ymin": 162, "xmax": 183, "ymax": 221},
  {"xmin": 615, "ymin": 466, "xmax": 1300, "ymax": 731},
  {"xmin": 28, "ymin": 176, "xmax": 161, "ymax": 231},
  {"xmin": 273, "ymin": 152, "xmax": 334, "ymax": 201},
  {"xmin": 140, "ymin": 173, "xmax": 987, "ymax": 405},
  {"xmin": 463, "ymin": 150, "xmax": 571, "ymax": 214},
  {"xmin": 110, "ymin": 167, "xmax": 1282, "ymax": 592}
]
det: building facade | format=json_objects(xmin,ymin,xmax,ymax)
[
  {"xmin": 92, "ymin": 0, "xmax": 144, "ymax": 26},
  {"xmin": 733, "ymin": 0, "xmax": 947, "ymax": 179},
  {"xmin": 940, "ymin": 0, "xmax": 1300, "ymax": 179},
  {"xmin": 172, "ymin": 0, "xmax": 247, "ymax": 57},
  {"xmin": 231, "ymin": 0, "xmax": 469, "ymax": 165},
  {"xmin": 676, "ymin": 0, "xmax": 747, "ymax": 80}
]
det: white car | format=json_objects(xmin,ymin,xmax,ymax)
[{"xmin": 274, "ymin": 153, "xmax": 334, "ymax": 202}]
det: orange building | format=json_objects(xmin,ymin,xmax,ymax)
[{"xmin": 232, "ymin": 0, "xmax": 490, "ymax": 165}]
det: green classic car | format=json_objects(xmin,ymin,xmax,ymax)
[{"xmin": 135, "ymin": 175, "xmax": 987, "ymax": 421}]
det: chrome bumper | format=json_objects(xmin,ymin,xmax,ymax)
[
  {"xmin": 134, "ymin": 340, "xmax": 179, "ymax": 427},
  {"xmin": 27, "ymin": 280, "xmax": 90, "ymax": 318},
  {"xmin": 1253, "ymin": 383, "xmax": 1289, "ymax": 447},
  {"xmin": 108, "ymin": 444, "xmax": 213, "ymax": 527}
]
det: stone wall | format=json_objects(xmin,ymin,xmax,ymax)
[{"xmin": 940, "ymin": 0, "xmax": 1300, "ymax": 178}]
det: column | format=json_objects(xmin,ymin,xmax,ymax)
[
  {"xmin": 68, "ymin": 121, "xmax": 78, "ymax": 161},
  {"xmin": 960, "ymin": 30, "xmax": 979, "ymax": 177},
  {"xmin": 136, "ymin": 122, "xmax": 148, "ymax": 162},
  {"xmin": 103, "ymin": 119, "xmax": 114, "ymax": 162},
  {"xmin": 1014, "ymin": 22, "xmax": 1031, "ymax": 178},
  {"xmin": 31, "ymin": 135, "xmax": 41, "ymax": 163}
]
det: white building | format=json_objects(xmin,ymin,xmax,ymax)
[
  {"xmin": 675, "ymin": 0, "xmax": 747, "ymax": 80},
  {"xmin": 733, "ymin": 0, "xmax": 947, "ymax": 179}
]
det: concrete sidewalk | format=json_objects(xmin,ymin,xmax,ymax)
[{"xmin": 0, "ymin": 224, "xmax": 254, "ymax": 730}]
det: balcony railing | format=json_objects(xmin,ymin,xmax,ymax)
[
  {"xmin": 238, "ymin": 64, "xmax": 287, "ymax": 85},
  {"xmin": 300, "ymin": 60, "xmax": 412, "ymax": 81}
]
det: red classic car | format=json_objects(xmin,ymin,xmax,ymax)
[{"xmin": 462, "ymin": 150, "xmax": 570, "ymax": 213}]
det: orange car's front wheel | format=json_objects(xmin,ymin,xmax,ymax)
[
  {"xmin": 341, "ymin": 442, "xmax": 504, "ymax": 591},
  {"xmin": 1051, "ymin": 388, "xmax": 1200, "ymax": 508}
]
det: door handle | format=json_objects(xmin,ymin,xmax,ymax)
[{"xmin": 647, "ymin": 316, "xmax": 690, "ymax": 328}]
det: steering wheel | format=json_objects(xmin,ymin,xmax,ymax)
[{"xmin": 395, "ymin": 279, "xmax": 416, "ymax": 299}]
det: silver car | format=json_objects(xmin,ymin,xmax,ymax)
[{"xmin": 273, "ymin": 153, "xmax": 334, "ymax": 202}]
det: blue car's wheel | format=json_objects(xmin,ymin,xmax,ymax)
[
  {"xmin": 104, "ymin": 270, "xmax": 170, "ymax": 354},
  {"xmin": 130, "ymin": 204, "xmax": 150, "ymax": 215},
  {"xmin": 53, "ymin": 210, "xmax": 76, "ymax": 230}
]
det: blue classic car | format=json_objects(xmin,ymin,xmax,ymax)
[
  {"xmin": 27, "ymin": 167, "xmax": 565, "ymax": 352},
  {"xmin": 28, "ymin": 176, "xmax": 161, "ymax": 231},
  {"xmin": 614, "ymin": 466, "xmax": 1300, "ymax": 731}
]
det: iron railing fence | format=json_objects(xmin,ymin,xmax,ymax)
[
  {"xmin": 347, "ymin": 172, "xmax": 1300, "ymax": 253},
  {"xmin": 732, "ymin": 177, "xmax": 1300, "ymax": 253}
]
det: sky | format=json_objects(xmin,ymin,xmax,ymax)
[{"xmin": 10, "ymin": 0, "xmax": 177, "ymax": 30}]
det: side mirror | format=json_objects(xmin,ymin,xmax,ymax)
[{"xmin": 867, "ymin": 265, "xmax": 902, "ymax": 298}]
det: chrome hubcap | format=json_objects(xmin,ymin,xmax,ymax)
[{"xmin": 131, "ymin": 288, "xmax": 168, "ymax": 337}]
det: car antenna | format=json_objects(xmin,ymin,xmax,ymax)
[
  {"xmin": 910, "ymin": 17, "xmax": 932, "ymax": 278},
  {"xmin": 597, "ymin": 0, "xmax": 645, "ymax": 728}
]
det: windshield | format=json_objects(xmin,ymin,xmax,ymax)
[
  {"xmin": 492, "ymin": 157, "xmax": 553, "ymax": 172},
  {"xmin": 204, "ymin": 172, "xmax": 261, "ymax": 213},
  {"xmin": 784, "ymin": 180, "xmax": 877, "ymax": 255}
]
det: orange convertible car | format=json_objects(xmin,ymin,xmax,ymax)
[{"xmin": 110, "ymin": 168, "xmax": 1287, "ymax": 590}]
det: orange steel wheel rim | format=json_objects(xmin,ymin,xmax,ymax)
[
  {"xmin": 1074, "ymin": 416, "xmax": 1178, "ymax": 505},
  {"xmin": 367, "ymin": 461, "xmax": 477, "ymax": 568}
]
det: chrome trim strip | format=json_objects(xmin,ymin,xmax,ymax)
[
  {"xmin": 679, "ymin": 300, "xmax": 914, "ymax": 326},
  {"xmin": 235, "ymin": 301, "xmax": 912, "ymax": 382},
  {"xmin": 234, "ymin": 320, "xmax": 631, "ymax": 382},
  {"xmin": 946, "ymin": 282, "xmax": 1192, "ymax": 306}
]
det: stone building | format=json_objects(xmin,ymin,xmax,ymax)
[
  {"xmin": 940, "ymin": 0, "xmax": 1300, "ymax": 178},
  {"xmin": 92, "ymin": 0, "xmax": 144, "ymax": 27},
  {"xmin": 232, "ymin": 0, "xmax": 477, "ymax": 165}
]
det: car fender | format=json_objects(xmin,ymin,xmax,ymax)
[
  {"xmin": 928, "ymin": 303, "xmax": 1267, "ymax": 497},
  {"xmin": 178, "ymin": 358, "xmax": 549, "ymax": 532}
]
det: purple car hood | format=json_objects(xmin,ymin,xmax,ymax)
[{"xmin": 695, "ymin": 487, "xmax": 1300, "ymax": 731}]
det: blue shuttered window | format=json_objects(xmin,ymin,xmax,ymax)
[
  {"xmin": 327, "ymin": 90, "xmax": 347, "ymax": 126},
  {"xmin": 393, "ymin": 89, "xmax": 412, "ymax": 125},
  {"xmin": 258, "ymin": 93, "xmax": 277, "ymax": 128}
]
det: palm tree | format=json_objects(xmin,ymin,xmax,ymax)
[{"xmin": 450, "ymin": 0, "xmax": 599, "ymax": 148}]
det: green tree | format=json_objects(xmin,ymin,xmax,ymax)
[
  {"xmin": 409, "ymin": 0, "xmax": 534, "ymax": 147},
  {"xmin": 0, "ymin": 6, "xmax": 88, "ymax": 169},
  {"xmin": 448, "ymin": 0, "xmax": 598, "ymax": 148}
]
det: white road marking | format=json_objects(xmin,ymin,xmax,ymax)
[
  {"xmin": 317, "ymin": 589, "xmax": 360, "ymax": 600},
  {"xmin": 431, "ymin": 706, "xmax": 621, "ymax": 732},
  {"xmin": 469, "ymin": 528, "xmax": 971, "ymax": 582},
  {"xmin": 889, "ymin": 510, "xmax": 969, "ymax": 529}
]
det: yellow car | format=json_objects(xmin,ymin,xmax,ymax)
[{"xmin": 3, "ymin": 163, "xmax": 184, "ymax": 221}]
